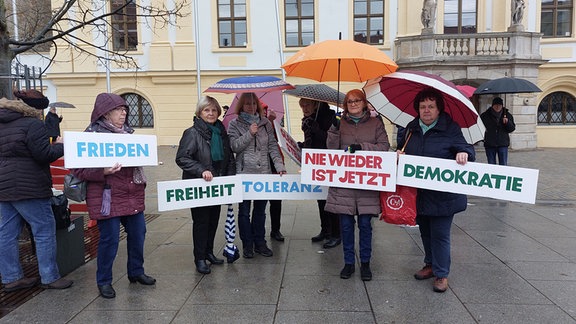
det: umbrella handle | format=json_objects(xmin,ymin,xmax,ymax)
[{"xmin": 400, "ymin": 131, "xmax": 412, "ymax": 153}]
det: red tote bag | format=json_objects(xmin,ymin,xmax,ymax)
[{"xmin": 379, "ymin": 185, "xmax": 417, "ymax": 226}]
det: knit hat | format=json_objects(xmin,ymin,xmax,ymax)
[
  {"xmin": 13, "ymin": 89, "xmax": 49, "ymax": 110},
  {"xmin": 492, "ymin": 97, "xmax": 504, "ymax": 105}
]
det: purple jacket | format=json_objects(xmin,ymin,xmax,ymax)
[{"xmin": 72, "ymin": 93, "xmax": 146, "ymax": 220}]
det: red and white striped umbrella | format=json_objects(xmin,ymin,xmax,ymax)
[{"xmin": 364, "ymin": 70, "xmax": 485, "ymax": 144}]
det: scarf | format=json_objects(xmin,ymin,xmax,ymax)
[
  {"xmin": 419, "ymin": 118, "xmax": 438, "ymax": 134},
  {"xmin": 206, "ymin": 123, "xmax": 224, "ymax": 161},
  {"xmin": 240, "ymin": 112, "xmax": 260, "ymax": 124},
  {"xmin": 348, "ymin": 111, "xmax": 367, "ymax": 124}
]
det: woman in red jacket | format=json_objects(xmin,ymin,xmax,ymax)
[{"xmin": 73, "ymin": 93, "xmax": 155, "ymax": 299}]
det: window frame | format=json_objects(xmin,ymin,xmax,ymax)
[
  {"xmin": 541, "ymin": 0, "xmax": 573, "ymax": 38},
  {"xmin": 217, "ymin": 0, "xmax": 247, "ymax": 48},
  {"xmin": 284, "ymin": 0, "xmax": 315, "ymax": 47},
  {"xmin": 443, "ymin": 0, "xmax": 477, "ymax": 34},
  {"xmin": 110, "ymin": 0, "xmax": 138, "ymax": 52},
  {"xmin": 353, "ymin": 0, "xmax": 384, "ymax": 45},
  {"xmin": 121, "ymin": 93, "xmax": 154, "ymax": 128},
  {"xmin": 538, "ymin": 91, "xmax": 576, "ymax": 125}
]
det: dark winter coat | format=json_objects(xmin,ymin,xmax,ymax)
[
  {"xmin": 228, "ymin": 115, "xmax": 286, "ymax": 174},
  {"xmin": 176, "ymin": 116, "xmax": 236, "ymax": 179},
  {"xmin": 480, "ymin": 107, "xmax": 515, "ymax": 148},
  {"xmin": 45, "ymin": 111, "xmax": 62, "ymax": 137},
  {"xmin": 399, "ymin": 113, "xmax": 476, "ymax": 217},
  {"xmin": 324, "ymin": 113, "xmax": 390, "ymax": 215},
  {"xmin": 0, "ymin": 98, "xmax": 63, "ymax": 201},
  {"xmin": 72, "ymin": 93, "xmax": 146, "ymax": 220},
  {"xmin": 301, "ymin": 103, "xmax": 336, "ymax": 149}
]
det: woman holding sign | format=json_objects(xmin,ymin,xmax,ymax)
[
  {"xmin": 325, "ymin": 89, "xmax": 390, "ymax": 281},
  {"xmin": 397, "ymin": 87, "xmax": 475, "ymax": 293},
  {"xmin": 176, "ymin": 96, "xmax": 236, "ymax": 274},
  {"xmin": 228, "ymin": 92, "xmax": 286, "ymax": 259},
  {"xmin": 73, "ymin": 93, "xmax": 155, "ymax": 299}
]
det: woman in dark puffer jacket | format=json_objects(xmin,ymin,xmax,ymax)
[
  {"xmin": 398, "ymin": 87, "xmax": 475, "ymax": 293},
  {"xmin": 176, "ymin": 96, "xmax": 236, "ymax": 274}
]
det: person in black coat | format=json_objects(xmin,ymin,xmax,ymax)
[
  {"xmin": 480, "ymin": 97, "xmax": 515, "ymax": 165},
  {"xmin": 299, "ymin": 98, "xmax": 341, "ymax": 249},
  {"xmin": 0, "ymin": 90, "xmax": 73, "ymax": 292},
  {"xmin": 45, "ymin": 106, "xmax": 63, "ymax": 143},
  {"xmin": 397, "ymin": 87, "xmax": 475, "ymax": 293},
  {"xmin": 176, "ymin": 96, "xmax": 236, "ymax": 274}
]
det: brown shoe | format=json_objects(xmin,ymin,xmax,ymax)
[
  {"xmin": 4, "ymin": 277, "xmax": 39, "ymax": 292},
  {"xmin": 414, "ymin": 264, "xmax": 434, "ymax": 280},
  {"xmin": 433, "ymin": 277, "xmax": 448, "ymax": 293},
  {"xmin": 40, "ymin": 278, "xmax": 73, "ymax": 290}
]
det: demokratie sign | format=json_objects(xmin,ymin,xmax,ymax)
[
  {"xmin": 300, "ymin": 149, "xmax": 397, "ymax": 192},
  {"xmin": 273, "ymin": 120, "xmax": 302, "ymax": 166},
  {"xmin": 397, "ymin": 155, "xmax": 539, "ymax": 204},
  {"xmin": 241, "ymin": 174, "xmax": 328, "ymax": 200},
  {"xmin": 64, "ymin": 131, "xmax": 158, "ymax": 168},
  {"xmin": 157, "ymin": 176, "xmax": 243, "ymax": 211}
]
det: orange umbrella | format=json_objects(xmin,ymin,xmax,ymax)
[{"xmin": 281, "ymin": 39, "xmax": 397, "ymax": 105}]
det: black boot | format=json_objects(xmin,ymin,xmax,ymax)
[
  {"xmin": 360, "ymin": 262, "xmax": 372, "ymax": 281},
  {"xmin": 311, "ymin": 232, "xmax": 327, "ymax": 242},
  {"xmin": 206, "ymin": 253, "xmax": 224, "ymax": 265},
  {"xmin": 243, "ymin": 242, "xmax": 254, "ymax": 259},
  {"xmin": 195, "ymin": 260, "xmax": 211, "ymax": 274},
  {"xmin": 340, "ymin": 264, "xmax": 355, "ymax": 279}
]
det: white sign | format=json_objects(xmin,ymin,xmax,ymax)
[
  {"xmin": 397, "ymin": 155, "xmax": 539, "ymax": 204},
  {"xmin": 300, "ymin": 149, "xmax": 397, "ymax": 192},
  {"xmin": 157, "ymin": 176, "xmax": 243, "ymax": 211},
  {"xmin": 64, "ymin": 131, "xmax": 158, "ymax": 168},
  {"xmin": 241, "ymin": 174, "xmax": 328, "ymax": 200},
  {"xmin": 274, "ymin": 120, "xmax": 302, "ymax": 166}
]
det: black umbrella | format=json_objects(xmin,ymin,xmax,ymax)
[{"xmin": 473, "ymin": 77, "xmax": 542, "ymax": 95}]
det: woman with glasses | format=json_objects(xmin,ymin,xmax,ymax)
[
  {"xmin": 325, "ymin": 89, "xmax": 390, "ymax": 281},
  {"xmin": 228, "ymin": 92, "xmax": 286, "ymax": 259},
  {"xmin": 73, "ymin": 93, "xmax": 156, "ymax": 299}
]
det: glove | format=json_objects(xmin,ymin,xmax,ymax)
[
  {"xmin": 297, "ymin": 141, "xmax": 304, "ymax": 149},
  {"xmin": 347, "ymin": 144, "xmax": 362, "ymax": 153},
  {"xmin": 332, "ymin": 114, "xmax": 341, "ymax": 130}
]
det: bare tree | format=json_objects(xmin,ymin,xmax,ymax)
[{"xmin": 0, "ymin": 0, "xmax": 188, "ymax": 98}]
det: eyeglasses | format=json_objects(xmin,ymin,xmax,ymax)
[{"xmin": 347, "ymin": 99, "xmax": 363, "ymax": 105}]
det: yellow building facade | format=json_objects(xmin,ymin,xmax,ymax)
[{"xmin": 39, "ymin": 0, "xmax": 576, "ymax": 148}]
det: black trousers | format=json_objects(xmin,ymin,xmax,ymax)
[
  {"xmin": 317, "ymin": 200, "xmax": 340, "ymax": 239},
  {"xmin": 190, "ymin": 205, "xmax": 221, "ymax": 262},
  {"xmin": 269, "ymin": 200, "xmax": 282, "ymax": 233}
]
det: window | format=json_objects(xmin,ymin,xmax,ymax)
[
  {"xmin": 285, "ymin": 0, "xmax": 314, "ymax": 47},
  {"xmin": 110, "ymin": 0, "xmax": 138, "ymax": 51},
  {"xmin": 538, "ymin": 91, "xmax": 576, "ymax": 124},
  {"xmin": 444, "ymin": 0, "xmax": 477, "ymax": 34},
  {"xmin": 541, "ymin": 0, "xmax": 573, "ymax": 38},
  {"xmin": 353, "ymin": 0, "xmax": 384, "ymax": 45},
  {"xmin": 122, "ymin": 93, "xmax": 154, "ymax": 128},
  {"xmin": 217, "ymin": 0, "xmax": 247, "ymax": 47}
]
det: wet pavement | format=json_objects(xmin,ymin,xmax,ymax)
[{"xmin": 1, "ymin": 146, "xmax": 575, "ymax": 323}]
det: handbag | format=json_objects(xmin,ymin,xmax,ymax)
[
  {"xmin": 51, "ymin": 194, "xmax": 71, "ymax": 230},
  {"xmin": 63, "ymin": 173, "xmax": 87, "ymax": 202},
  {"xmin": 379, "ymin": 185, "xmax": 417, "ymax": 226}
]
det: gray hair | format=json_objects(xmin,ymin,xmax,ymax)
[{"xmin": 196, "ymin": 96, "xmax": 222, "ymax": 117}]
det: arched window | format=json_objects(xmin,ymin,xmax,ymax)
[
  {"xmin": 538, "ymin": 91, "xmax": 576, "ymax": 125},
  {"xmin": 121, "ymin": 93, "xmax": 154, "ymax": 128}
]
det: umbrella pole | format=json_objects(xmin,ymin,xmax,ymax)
[{"xmin": 337, "ymin": 58, "xmax": 341, "ymax": 112}]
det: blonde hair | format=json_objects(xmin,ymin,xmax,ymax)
[{"xmin": 196, "ymin": 96, "xmax": 222, "ymax": 117}]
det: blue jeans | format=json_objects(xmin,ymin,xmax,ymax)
[
  {"xmin": 340, "ymin": 214, "xmax": 373, "ymax": 265},
  {"xmin": 416, "ymin": 214, "xmax": 454, "ymax": 278},
  {"xmin": 0, "ymin": 199, "xmax": 61, "ymax": 285},
  {"xmin": 96, "ymin": 212, "xmax": 146, "ymax": 286},
  {"xmin": 238, "ymin": 200, "xmax": 267, "ymax": 247},
  {"xmin": 485, "ymin": 146, "xmax": 508, "ymax": 165}
]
